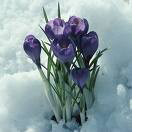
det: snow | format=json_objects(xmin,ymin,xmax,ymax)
[{"xmin": 0, "ymin": 0, "xmax": 132, "ymax": 132}]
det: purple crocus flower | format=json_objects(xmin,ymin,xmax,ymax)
[
  {"xmin": 45, "ymin": 18, "xmax": 71, "ymax": 40},
  {"xmin": 51, "ymin": 38, "xmax": 75, "ymax": 63},
  {"xmin": 23, "ymin": 35, "xmax": 41, "ymax": 68},
  {"xmin": 81, "ymin": 31, "xmax": 99, "ymax": 61},
  {"xmin": 68, "ymin": 16, "xmax": 89, "ymax": 36},
  {"xmin": 70, "ymin": 68, "xmax": 89, "ymax": 89}
]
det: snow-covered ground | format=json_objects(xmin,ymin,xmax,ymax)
[{"xmin": 0, "ymin": 0, "xmax": 132, "ymax": 131}]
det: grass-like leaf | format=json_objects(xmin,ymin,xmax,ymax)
[
  {"xmin": 64, "ymin": 83, "xmax": 81, "ymax": 110},
  {"xmin": 43, "ymin": 7, "xmax": 48, "ymax": 23},
  {"xmin": 41, "ymin": 41, "xmax": 49, "ymax": 54},
  {"xmin": 41, "ymin": 41, "xmax": 56, "ymax": 68},
  {"xmin": 39, "ymin": 25, "xmax": 52, "ymax": 43},
  {"xmin": 92, "ymin": 66, "xmax": 100, "ymax": 88},
  {"xmin": 58, "ymin": 2, "xmax": 61, "ymax": 18},
  {"xmin": 89, "ymin": 64, "xmax": 100, "ymax": 90},
  {"xmin": 100, "ymin": 48, "xmax": 108, "ymax": 54},
  {"xmin": 89, "ymin": 48, "xmax": 108, "ymax": 67}
]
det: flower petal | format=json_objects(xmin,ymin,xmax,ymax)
[
  {"xmin": 81, "ymin": 31, "xmax": 99, "ymax": 60},
  {"xmin": 45, "ymin": 18, "xmax": 71, "ymax": 40},
  {"xmin": 51, "ymin": 39, "xmax": 76, "ymax": 63},
  {"xmin": 71, "ymin": 68, "xmax": 89, "ymax": 88},
  {"xmin": 68, "ymin": 16, "xmax": 89, "ymax": 36}
]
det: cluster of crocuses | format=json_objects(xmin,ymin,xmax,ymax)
[{"xmin": 23, "ymin": 4, "xmax": 106, "ymax": 125}]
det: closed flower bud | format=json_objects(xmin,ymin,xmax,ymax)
[
  {"xmin": 81, "ymin": 31, "xmax": 99, "ymax": 61},
  {"xmin": 23, "ymin": 35, "xmax": 41, "ymax": 68},
  {"xmin": 68, "ymin": 16, "xmax": 89, "ymax": 36},
  {"xmin": 45, "ymin": 18, "xmax": 71, "ymax": 40},
  {"xmin": 70, "ymin": 68, "xmax": 89, "ymax": 89}
]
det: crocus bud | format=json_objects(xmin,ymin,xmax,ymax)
[
  {"xmin": 51, "ymin": 38, "xmax": 76, "ymax": 63},
  {"xmin": 68, "ymin": 16, "xmax": 89, "ymax": 36},
  {"xmin": 70, "ymin": 68, "xmax": 89, "ymax": 89},
  {"xmin": 45, "ymin": 18, "xmax": 71, "ymax": 40},
  {"xmin": 80, "ymin": 31, "xmax": 99, "ymax": 61},
  {"xmin": 23, "ymin": 35, "xmax": 41, "ymax": 68}
]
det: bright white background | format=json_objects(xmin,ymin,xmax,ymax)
[{"xmin": 133, "ymin": 0, "xmax": 149, "ymax": 131}]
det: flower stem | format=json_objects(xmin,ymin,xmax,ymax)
[
  {"xmin": 65, "ymin": 84, "xmax": 72, "ymax": 122},
  {"xmin": 80, "ymin": 108, "xmax": 86, "ymax": 124},
  {"xmin": 80, "ymin": 93, "xmax": 86, "ymax": 124},
  {"xmin": 38, "ymin": 68, "xmax": 61, "ymax": 122}
]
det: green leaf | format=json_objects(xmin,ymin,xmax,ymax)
[
  {"xmin": 89, "ymin": 52, "xmax": 102, "ymax": 67},
  {"xmin": 39, "ymin": 25, "xmax": 52, "ymax": 43},
  {"xmin": 41, "ymin": 41, "xmax": 56, "ymax": 69},
  {"xmin": 83, "ymin": 88, "xmax": 95, "ymax": 109},
  {"xmin": 47, "ymin": 58, "xmax": 53, "ymax": 79},
  {"xmin": 64, "ymin": 83, "xmax": 81, "ymax": 110},
  {"xmin": 58, "ymin": 2, "xmax": 61, "ymax": 18},
  {"xmin": 72, "ymin": 90, "xmax": 80, "ymax": 107},
  {"xmin": 49, "ymin": 83, "xmax": 59, "ymax": 95},
  {"xmin": 89, "ymin": 64, "xmax": 100, "ymax": 90},
  {"xmin": 41, "ymin": 41, "xmax": 49, "ymax": 54},
  {"xmin": 75, "ymin": 52, "xmax": 85, "ymax": 68},
  {"xmin": 71, "ymin": 83, "xmax": 77, "ymax": 91},
  {"xmin": 44, "ymin": 41, "xmax": 51, "ymax": 46},
  {"xmin": 57, "ymin": 71, "xmax": 64, "ymax": 103},
  {"xmin": 89, "ymin": 48, "xmax": 108, "ymax": 67},
  {"xmin": 100, "ymin": 48, "xmax": 108, "ymax": 54},
  {"xmin": 43, "ymin": 7, "xmax": 48, "ymax": 23},
  {"xmin": 47, "ymin": 58, "xmax": 51, "ymax": 80},
  {"xmin": 41, "ymin": 42, "xmax": 56, "ymax": 81},
  {"xmin": 92, "ymin": 66, "xmax": 100, "ymax": 88},
  {"xmin": 47, "ymin": 47, "xmax": 52, "ymax": 80}
]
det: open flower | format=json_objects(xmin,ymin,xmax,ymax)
[
  {"xmin": 80, "ymin": 31, "xmax": 99, "ymax": 61},
  {"xmin": 68, "ymin": 16, "xmax": 89, "ymax": 36},
  {"xmin": 23, "ymin": 35, "xmax": 41, "ymax": 68},
  {"xmin": 45, "ymin": 18, "xmax": 71, "ymax": 40},
  {"xmin": 51, "ymin": 38, "xmax": 76, "ymax": 63},
  {"xmin": 70, "ymin": 68, "xmax": 89, "ymax": 89}
]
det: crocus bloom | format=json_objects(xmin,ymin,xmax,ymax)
[
  {"xmin": 80, "ymin": 31, "xmax": 99, "ymax": 61},
  {"xmin": 70, "ymin": 68, "xmax": 89, "ymax": 89},
  {"xmin": 68, "ymin": 16, "xmax": 89, "ymax": 36},
  {"xmin": 51, "ymin": 38, "xmax": 75, "ymax": 63},
  {"xmin": 45, "ymin": 18, "xmax": 71, "ymax": 40},
  {"xmin": 23, "ymin": 35, "xmax": 41, "ymax": 68}
]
